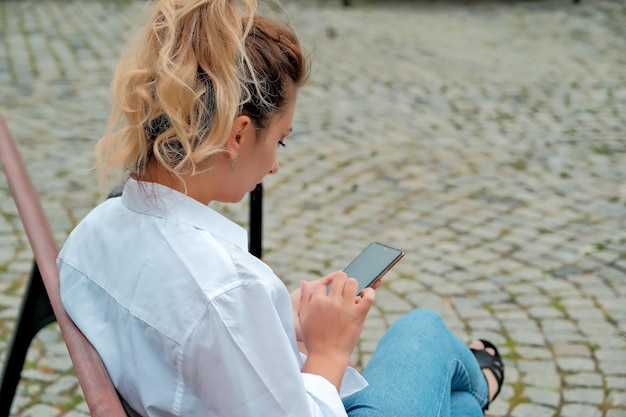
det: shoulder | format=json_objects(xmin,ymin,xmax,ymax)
[{"xmin": 200, "ymin": 234, "xmax": 286, "ymax": 300}]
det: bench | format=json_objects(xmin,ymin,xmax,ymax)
[{"xmin": 0, "ymin": 114, "xmax": 133, "ymax": 415}]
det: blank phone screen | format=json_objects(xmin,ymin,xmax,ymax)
[{"xmin": 343, "ymin": 242, "xmax": 404, "ymax": 293}]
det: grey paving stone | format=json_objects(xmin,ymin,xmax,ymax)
[
  {"xmin": 518, "ymin": 360, "xmax": 558, "ymax": 376},
  {"xmin": 600, "ymin": 361, "xmax": 626, "ymax": 376},
  {"xmin": 524, "ymin": 387, "xmax": 561, "ymax": 408},
  {"xmin": 14, "ymin": 404, "xmax": 62, "ymax": 417},
  {"xmin": 38, "ymin": 355, "xmax": 74, "ymax": 373},
  {"xmin": 19, "ymin": 369, "xmax": 59, "ymax": 383},
  {"xmin": 508, "ymin": 331, "xmax": 547, "ymax": 347},
  {"xmin": 545, "ymin": 331, "xmax": 588, "ymax": 344},
  {"xmin": 63, "ymin": 411, "xmax": 89, "ymax": 417},
  {"xmin": 595, "ymin": 349, "xmax": 626, "ymax": 362},
  {"xmin": 515, "ymin": 346, "xmax": 553, "ymax": 361},
  {"xmin": 562, "ymin": 388, "xmax": 606, "ymax": 404},
  {"xmin": 556, "ymin": 357, "xmax": 597, "ymax": 372},
  {"xmin": 592, "ymin": 334, "xmax": 626, "ymax": 350},
  {"xmin": 0, "ymin": 293, "xmax": 21, "ymax": 309},
  {"xmin": 606, "ymin": 376, "xmax": 626, "ymax": 391},
  {"xmin": 528, "ymin": 306, "xmax": 565, "ymax": 319},
  {"xmin": 564, "ymin": 372, "xmax": 604, "ymax": 388},
  {"xmin": 560, "ymin": 403, "xmax": 602, "ymax": 417},
  {"xmin": 510, "ymin": 403, "xmax": 555, "ymax": 417},
  {"xmin": 552, "ymin": 342, "xmax": 592, "ymax": 357},
  {"xmin": 606, "ymin": 409, "xmax": 626, "ymax": 417},
  {"xmin": 608, "ymin": 391, "xmax": 626, "ymax": 407},
  {"xmin": 522, "ymin": 372, "xmax": 561, "ymax": 390},
  {"xmin": 41, "ymin": 374, "xmax": 78, "ymax": 396}
]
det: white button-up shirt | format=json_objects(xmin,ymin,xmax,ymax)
[{"xmin": 58, "ymin": 178, "xmax": 367, "ymax": 417}]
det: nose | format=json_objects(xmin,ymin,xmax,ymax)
[{"xmin": 269, "ymin": 159, "xmax": 279, "ymax": 175}]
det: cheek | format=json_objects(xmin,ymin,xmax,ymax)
[{"xmin": 262, "ymin": 146, "xmax": 279, "ymax": 168}]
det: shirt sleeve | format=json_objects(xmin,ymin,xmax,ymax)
[
  {"xmin": 179, "ymin": 280, "xmax": 350, "ymax": 417},
  {"xmin": 300, "ymin": 353, "xmax": 369, "ymax": 399}
]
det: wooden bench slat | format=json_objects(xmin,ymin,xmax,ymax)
[{"xmin": 0, "ymin": 115, "xmax": 129, "ymax": 416}]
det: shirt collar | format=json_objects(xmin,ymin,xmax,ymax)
[{"xmin": 121, "ymin": 177, "xmax": 249, "ymax": 252}]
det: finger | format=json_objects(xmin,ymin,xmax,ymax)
[
  {"xmin": 343, "ymin": 277, "xmax": 359, "ymax": 301},
  {"xmin": 320, "ymin": 271, "xmax": 344, "ymax": 285},
  {"xmin": 310, "ymin": 272, "xmax": 339, "ymax": 290},
  {"xmin": 328, "ymin": 270, "xmax": 347, "ymax": 282},
  {"xmin": 356, "ymin": 287, "xmax": 376, "ymax": 312},
  {"xmin": 300, "ymin": 280, "xmax": 313, "ymax": 309},
  {"xmin": 370, "ymin": 278, "xmax": 382, "ymax": 290},
  {"xmin": 312, "ymin": 279, "xmax": 329, "ymax": 296},
  {"xmin": 328, "ymin": 273, "xmax": 347, "ymax": 297}
]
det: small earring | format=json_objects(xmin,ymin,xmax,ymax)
[{"xmin": 230, "ymin": 153, "xmax": 239, "ymax": 172}]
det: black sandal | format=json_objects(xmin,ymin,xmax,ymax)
[{"xmin": 470, "ymin": 339, "xmax": 505, "ymax": 411}]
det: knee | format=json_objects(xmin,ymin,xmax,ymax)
[
  {"xmin": 399, "ymin": 308, "xmax": 446, "ymax": 329},
  {"xmin": 382, "ymin": 309, "xmax": 455, "ymax": 352}
]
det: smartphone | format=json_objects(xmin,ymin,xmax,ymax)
[{"xmin": 334, "ymin": 242, "xmax": 405, "ymax": 296}]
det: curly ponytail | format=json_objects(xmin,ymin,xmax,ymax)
[{"xmin": 96, "ymin": 0, "xmax": 308, "ymax": 183}]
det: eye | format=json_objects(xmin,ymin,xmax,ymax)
[{"xmin": 278, "ymin": 140, "xmax": 286, "ymax": 148}]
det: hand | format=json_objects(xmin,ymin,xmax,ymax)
[
  {"xmin": 299, "ymin": 271, "xmax": 375, "ymax": 390},
  {"xmin": 291, "ymin": 273, "xmax": 382, "ymax": 354},
  {"xmin": 291, "ymin": 274, "xmax": 334, "ymax": 354}
]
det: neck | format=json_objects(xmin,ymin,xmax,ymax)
[{"xmin": 137, "ymin": 161, "xmax": 217, "ymax": 205}]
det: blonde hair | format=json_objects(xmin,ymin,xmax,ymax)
[{"xmin": 96, "ymin": 0, "xmax": 308, "ymax": 182}]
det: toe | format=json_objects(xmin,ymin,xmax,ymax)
[
  {"xmin": 468, "ymin": 339, "xmax": 495, "ymax": 357},
  {"xmin": 468, "ymin": 340, "xmax": 485, "ymax": 350}
]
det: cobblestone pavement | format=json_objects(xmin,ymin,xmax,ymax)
[{"xmin": 1, "ymin": 0, "xmax": 625, "ymax": 415}]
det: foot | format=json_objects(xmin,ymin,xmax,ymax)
[{"xmin": 468, "ymin": 339, "xmax": 505, "ymax": 410}]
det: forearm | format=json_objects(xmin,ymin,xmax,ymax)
[{"xmin": 302, "ymin": 352, "xmax": 350, "ymax": 392}]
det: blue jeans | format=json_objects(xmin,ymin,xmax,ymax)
[{"xmin": 343, "ymin": 309, "xmax": 488, "ymax": 417}]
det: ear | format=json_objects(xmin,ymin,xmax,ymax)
[{"xmin": 225, "ymin": 114, "xmax": 253, "ymax": 156}]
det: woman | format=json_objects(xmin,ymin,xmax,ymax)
[{"xmin": 58, "ymin": 0, "xmax": 504, "ymax": 416}]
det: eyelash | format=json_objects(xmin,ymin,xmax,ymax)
[{"xmin": 278, "ymin": 140, "xmax": 286, "ymax": 148}]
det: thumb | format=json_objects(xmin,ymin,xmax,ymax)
[{"xmin": 356, "ymin": 287, "xmax": 375, "ymax": 313}]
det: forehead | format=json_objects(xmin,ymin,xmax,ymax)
[{"xmin": 268, "ymin": 92, "xmax": 297, "ymax": 130}]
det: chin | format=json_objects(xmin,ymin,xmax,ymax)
[
  {"xmin": 219, "ymin": 185, "xmax": 258, "ymax": 204},
  {"xmin": 228, "ymin": 194, "xmax": 247, "ymax": 204},
  {"xmin": 214, "ymin": 192, "xmax": 246, "ymax": 204}
]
